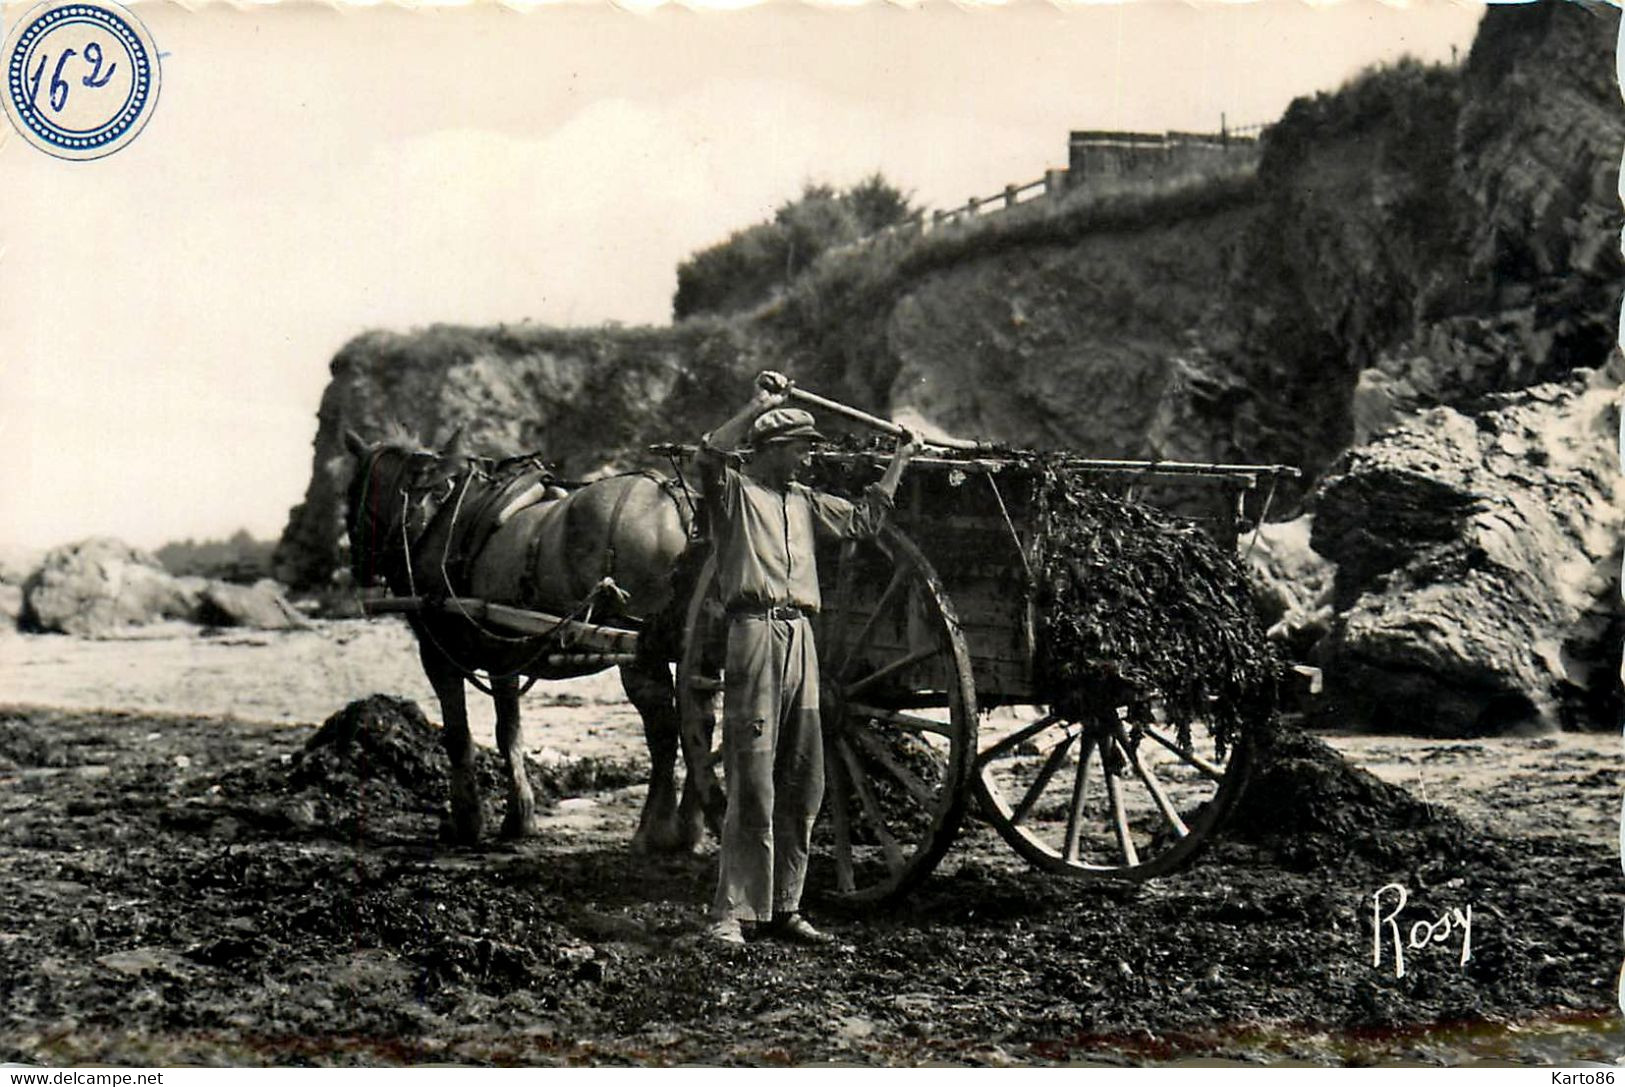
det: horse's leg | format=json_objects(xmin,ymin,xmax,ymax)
[
  {"xmin": 421, "ymin": 640, "xmax": 482, "ymax": 844},
  {"xmin": 677, "ymin": 661, "xmax": 723, "ymax": 840},
  {"xmin": 493, "ymin": 675, "xmax": 537, "ymax": 839},
  {"xmin": 620, "ymin": 659, "xmax": 699, "ymax": 854}
]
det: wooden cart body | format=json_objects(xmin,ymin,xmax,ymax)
[{"xmin": 811, "ymin": 451, "xmax": 1276, "ymax": 712}]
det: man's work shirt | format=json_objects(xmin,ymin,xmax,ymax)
[{"xmin": 697, "ymin": 440, "xmax": 891, "ymax": 613}]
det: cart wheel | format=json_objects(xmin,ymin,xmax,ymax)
[
  {"xmin": 678, "ymin": 526, "xmax": 979, "ymax": 904},
  {"xmin": 972, "ymin": 708, "xmax": 1250, "ymax": 881},
  {"xmin": 815, "ymin": 526, "xmax": 978, "ymax": 903}
]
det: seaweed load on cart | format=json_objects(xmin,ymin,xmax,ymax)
[
  {"xmin": 1033, "ymin": 469, "xmax": 1280, "ymax": 757},
  {"xmin": 807, "ymin": 443, "xmax": 1282, "ymax": 753}
]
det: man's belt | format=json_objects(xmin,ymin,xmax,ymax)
[{"xmin": 725, "ymin": 601, "xmax": 812, "ymax": 621}]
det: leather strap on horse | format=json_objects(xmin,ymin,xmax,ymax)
[
  {"xmin": 598, "ymin": 470, "xmax": 697, "ymax": 598},
  {"xmin": 450, "ymin": 457, "xmax": 558, "ymax": 579},
  {"xmin": 594, "ymin": 471, "xmax": 651, "ymax": 605},
  {"xmin": 662, "ymin": 472, "xmax": 699, "ymax": 540},
  {"xmin": 660, "ymin": 450, "xmax": 702, "ymax": 541}
]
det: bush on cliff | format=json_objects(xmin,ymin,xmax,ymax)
[{"xmin": 673, "ymin": 175, "xmax": 917, "ymax": 320}]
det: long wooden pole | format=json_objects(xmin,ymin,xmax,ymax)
[
  {"xmin": 360, "ymin": 596, "xmax": 638, "ymax": 652},
  {"xmin": 773, "ymin": 381, "xmax": 989, "ymax": 453}
]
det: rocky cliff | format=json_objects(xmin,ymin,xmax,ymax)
[
  {"xmin": 275, "ymin": 321, "xmax": 761, "ymax": 587},
  {"xmin": 277, "ymin": 2, "xmax": 1622, "ymax": 731}
]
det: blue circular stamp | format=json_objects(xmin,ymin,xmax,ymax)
[{"xmin": 2, "ymin": 0, "xmax": 160, "ymax": 161}]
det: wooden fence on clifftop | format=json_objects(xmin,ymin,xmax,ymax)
[{"xmin": 834, "ymin": 121, "xmax": 1273, "ymax": 253}]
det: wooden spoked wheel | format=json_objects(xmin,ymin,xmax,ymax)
[
  {"xmin": 972, "ymin": 708, "xmax": 1250, "ymax": 881},
  {"xmin": 817, "ymin": 526, "xmax": 978, "ymax": 903},
  {"xmin": 676, "ymin": 526, "xmax": 979, "ymax": 904}
]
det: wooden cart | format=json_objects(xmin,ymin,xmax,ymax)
[
  {"xmin": 674, "ymin": 447, "xmax": 1297, "ymax": 903},
  {"xmin": 363, "ymin": 440, "xmax": 1293, "ymax": 904}
]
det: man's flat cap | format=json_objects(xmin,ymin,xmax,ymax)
[{"xmin": 750, "ymin": 408, "xmax": 828, "ymax": 446}]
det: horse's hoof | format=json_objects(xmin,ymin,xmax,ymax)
[{"xmin": 632, "ymin": 828, "xmax": 702, "ymax": 856}]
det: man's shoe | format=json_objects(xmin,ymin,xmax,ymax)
[
  {"xmin": 770, "ymin": 912, "xmax": 835, "ymax": 946},
  {"xmin": 704, "ymin": 917, "xmax": 747, "ymax": 946}
]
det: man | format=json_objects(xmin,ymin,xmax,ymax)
[{"xmin": 697, "ymin": 371, "xmax": 919, "ymax": 946}]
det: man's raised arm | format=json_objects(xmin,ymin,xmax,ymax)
[
  {"xmin": 701, "ymin": 370, "xmax": 790, "ymax": 462},
  {"xmin": 808, "ymin": 426, "xmax": 923, "ymax": 541},
  {"xmin": 874, "ymin": 428, "xmax": 922, "ymax": 504}
]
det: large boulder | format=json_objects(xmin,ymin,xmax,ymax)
[
  {"xmin": 0, "ymin": 546, "xmax": 42, "ymax": 628},
  {"xmin": 1241, "ymin": 514, "xmax": 1336, "ymax": 658},
  {"xmin": 1310, "ymin": 370, "xmax": 1621, "ymax": 735},
  {"xmin": 22, "ymin": 538, "xmax": 194, "ymax": 637},
  {"xmin": 0, "ymin": 585, "xmax": 22, "ymax": 628},
  {"xmin": 196, "ymin": 579, "xmax": 309, "ymax": 631}
]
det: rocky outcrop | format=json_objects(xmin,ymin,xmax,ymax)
[
  {"xmin": 273, "ymin": 321, "xmax": 760, "ymax": 587},
  {"xmin": 196, "ymin": 580, "xmax": 309, "ymax": 631},
  {"xmin": 1241, "ymin": 515, "xmax": 1335, "ymax": 658},
  {"xmin": 1204, "ymin": 2, "xmax": 1619, "ymax": 481},
  {"xmin": 19, "ymin": 539, "xmax": 310, "ymax": 637},
  {"xmin": 1310, "ymin": 369, "xmax": 1622, "ymax": 735},
  {"xmin": 1198, "ymin": 59, "xmax": 1468, "ymax": 481},
  {"xmin": 1455, "ymin": 1, "xmax": 1621, "ymax": 369},
  {"xmin": 880, "ymin": 201, "xmax": 1260, "ymax": 460},
  {"xmin": 22, "ymin": 538, "xmax": 195, "ymax": 637},
  {"xmin": 1348, "ymin": 2, "xmax": 1623, "ymax": 427}
]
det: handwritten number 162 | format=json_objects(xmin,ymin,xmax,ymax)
[{"xmin": 26, "ymin": 41, "xmax": 118, "ymax": 113}]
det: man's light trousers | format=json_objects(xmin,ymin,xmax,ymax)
[{"xmin": 710, "ymin": 613, "xmax": 824, "ymax": 923}]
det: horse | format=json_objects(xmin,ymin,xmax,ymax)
[{"xmin": 341, "ymin": 428, "xmax": 707, "ymax": 853}]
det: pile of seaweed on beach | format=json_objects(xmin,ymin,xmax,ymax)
[{"xmin": 1032, "ymin": 466, "xmax": 1280, "ymax": 755}]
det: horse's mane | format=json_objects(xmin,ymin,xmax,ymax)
[
  {"xmin": 376, "ymin": 420, "xmax": 426, "ymax": 450},
  {"xmin": 371, "ymin": 422, "xmax": 494, "ymax": 463}
]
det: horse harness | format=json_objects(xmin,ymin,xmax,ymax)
[
  {"xmin": 389, "ymin": 453, "xmax": 697, "ymax": 688},
  {"xmin": 444, "ymin": 455, "xmax": 562, "ymax": 588},
  {"xmin": 516, "ymin": 469, "xmax": 697, "ymax": 628},
  {"xmin": 400, "ymin": 453, "xmax": 560, "ymax": 599}
]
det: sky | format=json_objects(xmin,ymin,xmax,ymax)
[{"xmin": 0, "ymin": 0, "xmax": 1487, "ymax": 553}]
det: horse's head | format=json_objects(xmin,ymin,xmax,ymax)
[
  {"xmin": 343, "ymin": 424, "xmax": 494, "ymax": 594},
  {"xmin": 342, "ymin": 428, "xmax": 455, "ymax": 591}
]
